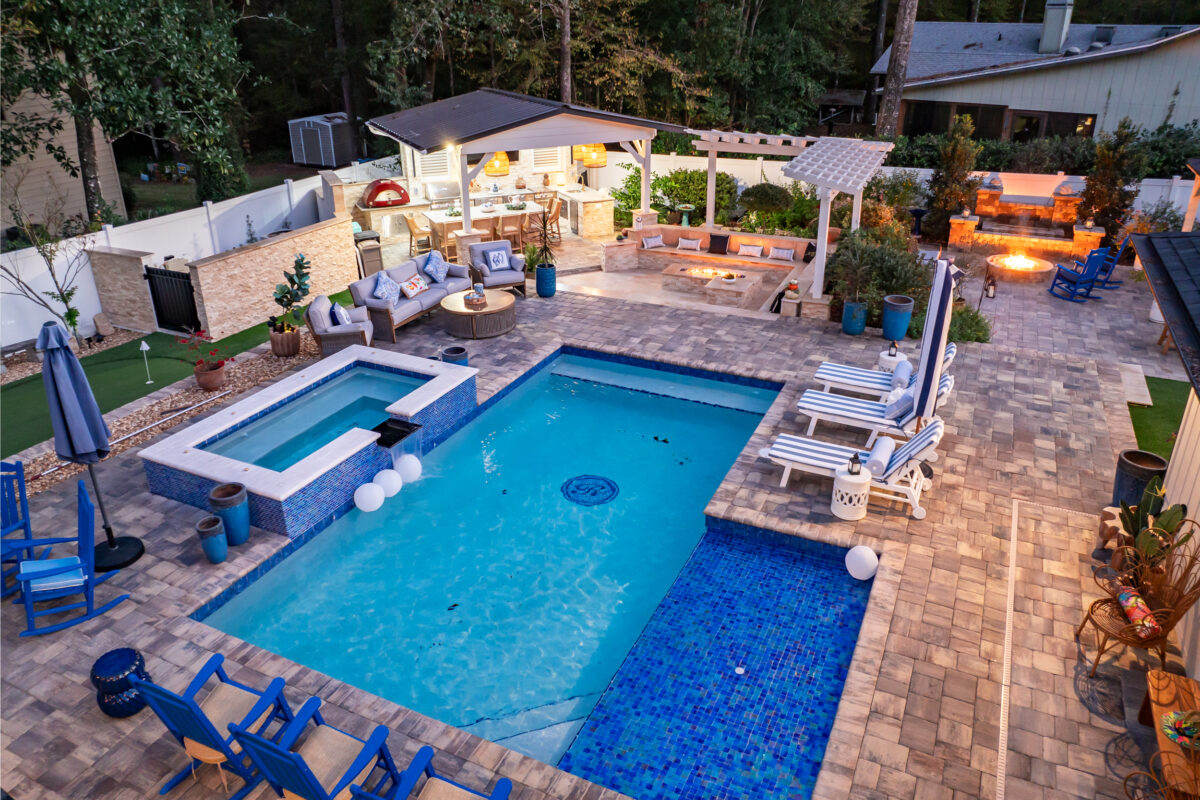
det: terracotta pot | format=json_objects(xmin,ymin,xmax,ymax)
[
  {"xmin": 194, "ymin": 363, "xmax": 226, "ymax": 391},
  {"xmin": 827, "ymin": 227, "xmax": 842, "ymax": 245},
  {"xmin": 269, "ymin": 329, "xmax": 301, "ymax": 357}
]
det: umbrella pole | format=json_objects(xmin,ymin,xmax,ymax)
[{"xmin": 87, "ymin": 464, "xmax": 146, "ymax": 572}]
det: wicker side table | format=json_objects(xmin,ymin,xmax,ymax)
[{"xmin": 439, "ymin": 289, "xmax": 516, "ymax": 339}]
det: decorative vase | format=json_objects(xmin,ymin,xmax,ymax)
[
  {"xmin": 196, "ymin": 515, "xmax": 227, "ymax": 564},
  {"xmin": 194, "ymin": 363, "xmax": 226, "ymax": 392},
  {"xmin": 881, "ymin": 294, "xmax": 915, "ymax": 340},
  {"xmin": 536, "ymin": 264, "xmax": 556, "ymax": 297},
  {"xmin": 208, "ymin": 483, "xmax": 249, "ymax": 546},
  {"xmin": 270, "ymin": 329, "xmax": 301, "ymax": 357},
  {"xmin": 516, "ymin": 177, "xmax": 527, "ymax": 190},
  {"xmin": 542, "ymin": 173, "xmax": 550, "ymax": 187},
  {"xmin": 841, "ymin": 301, "xmax": 867, "ymax": 336}
]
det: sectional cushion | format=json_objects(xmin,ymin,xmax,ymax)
[
  {"xmin": 641, "ymin": 234, "xmax": 664, "ymax": 249},
  {"xmin": 676, "ymin": 237, "xmax": 702, "ymax": 251},
  {"xmin": 738, "ymin": 244, "xmax": 763, "ymax": 258},
  {"xmin": 768, "ymin": 247, "xmax": 794, "ymax": 261}
]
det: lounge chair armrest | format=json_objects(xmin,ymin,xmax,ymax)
[
  {"xmin": 277, "ymin": 696, "xmax": 323, "ymax": 748},
  {"xmin": 331, "ymin": 725, "xmax": 391, "ymax": 798},
  {"xmin": 182, "ymin": 654, "xmax": 226, "ymax": 699},
  {"xmin": 362, "ymin": 297, "xmax": 393, "ymax": 311},
  {"xmin": 447, "ymin": 263, "xmax": 469, "ymax": 279},
  {"xmin": 393, "ymin": 745, "xmax": 435, "ymax": 799},
  {"xmin": 348, "ymin": 305, "xmax": 370, "ymax": 324}
]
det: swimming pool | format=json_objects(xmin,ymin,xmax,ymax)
[{"xmin": 201, "ymin": 367, "xmax": 427, "ymax": 471}]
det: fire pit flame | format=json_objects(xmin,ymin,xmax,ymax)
[
  {"xmin": 687, "ymin": 267, "xmax": 744, "ymax": 279},
  {"xmin": 985, "ymin": 252, "xmax": 1054, "ymax": 283},
  {"xmin": 1000, "ymin": 253, "xmax": 1038, "ymax": 271}
]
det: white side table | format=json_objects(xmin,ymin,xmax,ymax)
[
  {"xmin": 877, "ymin": 350, "xmax": 909, "ymax": 372},
  {"xmin": 832, "ymin": 465, "xmax": 872, "ymax": 521}
]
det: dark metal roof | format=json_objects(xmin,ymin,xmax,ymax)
[
  {"xmin": 870, "ymin": 22, "xmax": 1198, "ymax": 83},
  {"xmin": 367, "ymin": 89, "xmax": 685, "ymax": 153},
  {"xmin": 1132, "ymin": 232, "xmax": 1200, "ymax": 394},
  {"xmin": 1189, "ymin": 158, "xmax": 1200, "ymax": 179}
]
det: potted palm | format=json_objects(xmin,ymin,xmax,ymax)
[
  {"xmin": 180, "ymin": 330, "xmax": 233, "ymax": 391},
  {"xmin": 269, "ymin": 253, "xmax": 312, "ymax": 357},
  {"xmin": 529, "ymin": 211, "xmax": 557, "ymax": 298},
  {"xmin": 831, "ymin": 239, "xmax": 873, "ymax": 336}
]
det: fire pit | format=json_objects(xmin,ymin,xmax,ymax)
[{"xmin": 986, "ymin": 252, "xmax": 1055, "ymax": 283}]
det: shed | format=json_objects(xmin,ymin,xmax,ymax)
[{"xmin": 289, "ymin": 113, "xmax": 357, "ymax": 168}]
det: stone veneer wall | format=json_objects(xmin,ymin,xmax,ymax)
[
  {"xmin": 187, "ymin": 216, "xmax": 359, "ymax": 339},
  {"xmin": 89, "ymin": 245, "xmax": 159, "ymax": 332}
]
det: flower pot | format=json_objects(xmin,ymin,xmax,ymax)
[
  {"xmin": 1112, "ymin": 449, "xmax": 1169, "ymax": 508},
  {"xmin": 208, "ymin": 483, "xmax": 249, "ymax": 546},
  {"xmin": 196, "ymin": 515, "xmax": 227, "ymax": 564},
  {"xmin": 536, "ymin": 263, "xmax": 556, "ymax": 298},
  {"xmin": 270, "ymin": 329, "xmax": 301, "ymax": 357},
  {"xmin": 441, "ymin": 346, "xmax": 468, "ymax": 365},
  {"xmin": 841, "ymin": 301, "xmax": 867, "ymax": 336},
  {"xmin": 194, "ymin": 363, "xmax": 226, "ymax": 392},
  {"xmin": 881, "ymin": 295, "xmax": 915, "ymax": 341}
]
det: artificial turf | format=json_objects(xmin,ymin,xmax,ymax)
[
  {"xmin": 1128, "ymin": 377, "xmax": 1192, "ymax": 459},
  {"xmin": 0, "ymin": 289, "xmax": 354, "ymax": 458}
]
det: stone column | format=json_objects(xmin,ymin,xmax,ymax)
[
  {"xmin": 948, "ymin": 214, "xmax": 979, "ymax": 250},
  {"xmin": 1072, "ymin": 224, "xmax": 1105, "ymax": 258}
]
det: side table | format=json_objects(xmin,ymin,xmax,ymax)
[
  {"xmin": 832, "ymin": 465, "xmax": 872, "ymax": 521},
  {"xmin": 877, "ymin": 350, "xmax": 909, "ymax": 372},
  {"xmin": 91, "ymin": 647, "xmax": 151, "ymax": 717}
]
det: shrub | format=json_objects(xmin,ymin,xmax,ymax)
[
  {"xmin": 924, "ymin": 115, "xmax": 983, "ymax": 243},
  {"xmin": 739, "ymin": 182, "xmax": 792, "ymax": 213},
  {"xmin": 908, "ymin": 304, "xmax": 992, "ymax": 343},
  {"xmin": 866, "ymin": 169, "xmax": 927, "ymax": 212},
  {"xmin": 827, "ymin": 229, "xmax": 932, "ymax": 326},
  {"xmin": 1134, "ymin": 122, "xmax": 1200, "ymax": 180},
  {"xmin": 1119, "ymin": 198, "xmax": 1184, "ymax": 241},
  {"xmin": 652, "ymin": 168, "xmax": 737, "ymax": 219},
  {"xmin": 1080, "ymin": 118, "xmax": 1148, "ymax": 244}
]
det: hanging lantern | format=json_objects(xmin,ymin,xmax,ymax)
[
  {"xmin": 582, "ymin": 144, "xmax": 607, "ymax": 168},
  {"xmin": 483, "ymin": 152, "xmax": 509, "ymax": 177},
  {"xmin": 571, "ymin": 144, "xmax": 592, "ymax": 162}
]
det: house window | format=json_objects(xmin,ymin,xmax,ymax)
[
  {"xmin": 946, "ymin": 104, "xmax": 1005, "ymax": 139},
  {"xmin": 1009, "ymin": 110, "xmax": 1097, "ymax": 141},
  {"xmin": 902, "ymin": 101, "xmax": 950, "ymax": 136},
  {"xmin": 1011, "ymin": 113, "xmax": 1044, "ymax": 143}
]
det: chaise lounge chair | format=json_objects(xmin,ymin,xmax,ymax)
[
  {"xmin": 796, "ymin": 373, "xmax": 954, "ymax": 445},
  {"xmin": 350, "ymin": 745, "xmax": 512, "ymax": 800},
  {"xmin": 761, "ymin": 418, "xmax": 945, "ymax": 518},
  {"xmin": 813, "ymin": 343, "xmax": 957, "ymax": 399}
]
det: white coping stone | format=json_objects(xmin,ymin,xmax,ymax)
[{"xmin": 138, "ymin": 345, "xmax": 478, "ymax": 502}]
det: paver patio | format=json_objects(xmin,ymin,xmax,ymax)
[{"xmin": 0, "ymin": 269, "xmax": 1182, "ymax": 799}]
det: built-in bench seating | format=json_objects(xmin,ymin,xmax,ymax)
[{"xmin": 602, "ymin": 224, "xmax": 817, "ymax": 272}]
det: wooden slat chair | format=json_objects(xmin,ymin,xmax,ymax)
[
  {"xmin": 131, "ymin": 653, "xmax": 295, "ymax": 800},
  {"xmin": 404, "ymin": 214, "xmax": 431, "ymax": 256},
  {"xmin": 499, "ymin": 213, "xmax": 526, "ymax": 249},
  {"xmin": 349, "ymin": 746, "xmax": 512, "ymax": 800},
  {"xmin": 1048, "ymin": 249, "xmax": 1105, "ymax": 302},
  {"xmin": 1123, "ymin": 750, "xmax": 1200, "ymax": 799},
  {"xmin": 545, "ymin": 197, "xmax": 563, "ymax": 242},
  {"xmin": 2, "ymin": 460, "xmax": 73, "ymax": 597}
]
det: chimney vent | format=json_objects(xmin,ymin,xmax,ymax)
[{"xmin": 1039, "ymin": 0, "xmax": 1074, "ymax": 54}]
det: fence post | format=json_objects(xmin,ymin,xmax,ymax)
[
  {"xmin": 285, "ymin": 179, "xmax": 296, "ymax": 222},
  {"xmin": 102, "ymin": 223, "xmax": 114, "ymax": 249},
  {"xmin": 203, "ymin": 200, "xmax": 219, "ymax": 254},
  {"xmin": 1170, "ymin": 175, "xmax": 1181, "ymax": 209}
]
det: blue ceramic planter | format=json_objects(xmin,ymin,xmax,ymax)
[
  {"xmin": 841, "ymin": 301, "xmax": 867, "ymax": 335},
  {"xmin": 208, "ymin": 483, "xmax": 249, "ymax": 546},
  {"xmin": 536, "ymin": 264, "xmax": 556, "ymax": 297},
  {"xmin": 881, "ymin": 294, "xmax": 914, "ymax": 341},
  {"xmin": 197, "ymin": 516, "xmax": 227, "ymax": 564},
  {"xmin": 441, "ymin": 346, "xmax": 468, "ymax": 365}
]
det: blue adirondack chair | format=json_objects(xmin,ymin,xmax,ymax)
[
  {"xmin": 2, "ymin": 461, "xmax": 74, "ymax": 597},
  {"xmin": 230, "ymin": 696, "xmax": 403, "ymax": 800},
  {"xmin": 1089, "ymin": 236, "xmax": 1130, "ymax": 289},
  {"xmin": 130, "ymin": 653, "xmax": 295, "ymax": 800},
  {"xmin": 1048, "ymin": 249, "xmax": 1106, "ymax": 302},
  {"xmin": 350, "ymin": 746, "xmax": 513, "ymax": 800},
  {"xmin": 15, "ymin": 481, "xmax": 129, "ymax": 635}
]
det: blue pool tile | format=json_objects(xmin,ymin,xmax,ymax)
[{"xmin": 559, "ymin": 517, "xmax": 871, "ymax": 800}]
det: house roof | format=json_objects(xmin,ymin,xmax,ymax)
[
  {"xmin": 367, "ymin": 89, "xmax": 685, "ymax": 154},
  {"xmin": 1132, "ymin": 232, "xmax": 1200, "ymax": 394},
  {"xmin": 870, "ymin": 22, "xmax": 1198, "ymax": 86}
]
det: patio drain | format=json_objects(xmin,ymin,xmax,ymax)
[{"xmin": 561, "ymin": 475, "xmax": 619, "ymax": 506}]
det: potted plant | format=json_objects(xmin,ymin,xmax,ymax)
[
  {"xmin": 179, "ymin": 329, "xmax": 233, "ymax": 391},
  {"xmin": 831, "ymin": 238, "xmax": 873, "ymax": 336},
  {"xmin": 269, "ymin": 253, "xmax": 312, "ymax": 357},
  {"xmin": 529, "ymin": 211, "xmax": 557, "ymax": 298}
]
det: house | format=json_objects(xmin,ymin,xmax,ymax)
[{"xmin": 870, "ymin": 0, "xmax": 1200, "ymax": 140}]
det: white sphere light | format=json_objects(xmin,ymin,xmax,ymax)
[
  {"xmin": 396, "ymin": 454, "xmax": 423, "ymax": 484},
  {"xmin": 373, "ymin": 469, "xmax": 403, "ymax": 497},
  {"xmin": 845, "ymin": 546, "xmax": 879, "ymax": 581},
  {"xmin": 353, "ymin": 483, "xmax": 385, "ymax": 513}
]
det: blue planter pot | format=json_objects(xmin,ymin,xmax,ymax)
[
  {"xmin": 841, "ymin": 301, "xmax": 867, "ymax": 335},
  {"xmin": 536, "ymin": 264, "xmax": 556, "ymax": 298},
  {"xmin": 197, "ymin": 516, "xmax": 227, "ymax": 564},
  {"xmin": 441, "ymin": 346, "xmax": 468, "ymax": 365},
  {"xmin": 1111, "ymin": 449, "xmax": 1168, "ymax": 507},
  {"xmin": 208, "ymin": 483, "xmax": 249, "ymax": 546},
  {"xmin": 881, "ymin": 294, "xmax": 914, "ymax": 341}
]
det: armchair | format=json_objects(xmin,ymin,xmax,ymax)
[
  {"xmin": 467, "ymin": 241, "xmax": 526, "ymax": 296},
  {"xmin": 306, "ymin": 296, "xmax": 374, "ymax": 357}
]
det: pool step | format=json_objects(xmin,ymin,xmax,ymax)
[
  {"xmin": 460, "ymin": 692, "xmax": 598, "ymax": 754},
  {"xmin": 551, "ymin": 357, "xmax": 775, "ymax": 414}
]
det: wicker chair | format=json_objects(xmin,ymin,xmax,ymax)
[
  {"xmin": 500, "ymin": 213, "xmax": 526, "ymax": 249},
  {"xmin": 405, "ymin": 214, "xmax": 431, "ymax": 255},
  {"xmin": 546, "ymin": 197, "xmax": 563, "ymax": 242},
  {"xmin": 1125, "ymin": 750, "xmax": 1200, "ymax": 799},
  {"xmin": 1078, "ymin": 531, "xmax": 1200, "ymax": 676}
]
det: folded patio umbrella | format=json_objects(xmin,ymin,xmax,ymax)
[
  {"xmin": 37, "ymin": 321, "xmax": 145, "ymax": 571},
  {"xmin": 912, "ymin": 260, "xmax": 962, "ymax": 427}
]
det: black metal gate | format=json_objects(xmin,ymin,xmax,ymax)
[{"xmin": 144, "ymin": 267, "xmax": 201, "ymax": 333}]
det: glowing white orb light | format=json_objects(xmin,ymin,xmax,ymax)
[
  {"xmin": 396, "ymin": 453, "xmax": 423, "ymax": 484},
  {"xmin": 373, "ymin": 469, "xmax": 403, "ymax": 497},
  {"xmin": 353, "ymin": 483, "xmax": 385, "ymax": 512},
  {"xmin": 845, "ymin": 545, "xmax": 879, "ymax": 581}
]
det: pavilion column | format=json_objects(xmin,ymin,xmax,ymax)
[
  {"xmin": 705, "ymin": 149, "xmax": 717, "ymax": 228},
  {"xmin": 851, "ymin": 191, "xmax": 863, "ymax": 231},
  {"xmin": 1184, "ymin": 181, "xmax": 1200, "ymax": 232},
  {"xmin": 640, "ymin": 139, "xmax": 652, "ymax": 214},
  {"xmin": 811, "ymin": 188, "xmax": 835, "ymax": 298},
  {"xmin": 459, "ymin": 149, "xmax": 473, "ymax": 234}
]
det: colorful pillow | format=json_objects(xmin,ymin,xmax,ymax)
[
  {"xmin": 423, "ymin": 251, "xmax": 450, "ymax": 284},
  {"xmin": 642, "ymin": 235, "xmax": 664, "ymax": 249},
  {"xmin": 372, "ymin": 272, "xmax": 402, "ymax": 307},
  {"xmin": 400, "ymin": 274, "xmax": 429, "ymax": 298},
  {"xmin": 883, "ymin": 388, "xmax": 913, "ymax": 420},
  {"xmin": 487, "ymin": 248, "xmax": 512, "ymax": 272},
  {"xmin": 768, "ymin": 247, "xmax": 794, "ymax": 261},
  {"xmin": 677, "ymin": 237, "xmax": 701, "ymax": 251},
  {"xmin": 329, "ymin": 302, "xmax": 352, "ymax": 326},
  {"xmin": 738, "ymin": 244, "xmax": 763, "ymax": 258},
  {"xmin": 1117, "ymin": 586, "xmax": 1162, "ymax": 639}
]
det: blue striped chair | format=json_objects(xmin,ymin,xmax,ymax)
[
  {"xmin": 762, "ymin": 418, "xmax": 945, "ymax": 519},
  {"xmin": 813, "ymin": 343, "xmax": 957, "ymax": 399},
  {"xmin": 350, "ymin": 746, "xmax": 512, "ymax": 800},
  {"xmin": 796, "ymin": 373, "xmax": 954, "ymax": 445}
]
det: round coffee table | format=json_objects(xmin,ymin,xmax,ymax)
[{"xmin": 440, "ymin": 289, "xmax": 516, "ymax": 338}]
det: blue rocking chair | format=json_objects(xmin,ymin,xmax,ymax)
[
  {"xmin": 350, "ymin": 746, "xmax": 513, "ymax": 800},
  {"xmin": 130, "ymin": 653, "xmax": 295, "ymax": 800},
  {"xmin": 1048, "ymin": 249, "xmax": 1106, "ymax": 302},
  {"xmin": 231, "ymin": 696, "xmax": 403, "ymax": 800},
  {"xmin": 2, "ymin": 461, "xmax": 74, "ymax": 597},
  {"xmin": 15, "ymin": 480, "xmax": 129, "ymax": 635},
  {"xmin": 1086, "ymin": 236, "xmax": 1130, "ymax": 289}
]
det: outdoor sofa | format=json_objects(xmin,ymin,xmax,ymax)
[{"xmin": 348, "ymin": 251, "xmax": 471, "ymax": 342}]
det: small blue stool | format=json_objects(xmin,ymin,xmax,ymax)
[{"xmin": 90, "ymin": 648, "xmax": 151, "ymax": 718}]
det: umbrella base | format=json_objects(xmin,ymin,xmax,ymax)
[{"xmin": 94, "ymin": 537, "xmax": 145, "ymax": 572}]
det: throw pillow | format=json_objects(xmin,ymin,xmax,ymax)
[
  {"xmin": 891, "ymin": 360, "xmax": 913, "ymax": 390},
  {"xmin": 329, "ymin": 302, "xmax": 352, "ymax": 326},
  {"xmin": 1117, "ymin": 586, "xmax": 1162, "ymax": 639},
  {"xmin": 372, "ymin": 272, "xmax": 402, "ymax": 307},
  {"xmin": 676, "ymin": 237, "xmax": 702, "ymax": 251},
  {"xmin": 708, "ymin": 233, "xmax": 730, "ymax": 255},
  {"xmin": 641, "ymin": 234, "xmax": 664, "ymax": 249},
  {"xmin": 487, "ymin": 248, "xmax": 512, "ymax": 272},
  {"xmin": 423, "ymin": 251, "xmax": 450, "ymax": 284},
  {"xmin": 768, "ymin": 247, "xmax": 794, "ymax": 261},
  {"xmin": 737, "ymin": 244, "xmax": 763, "ymax": 258},
  {"xmin": 400, "ymin": 274, "xmax": 429, "ymax": 299}
]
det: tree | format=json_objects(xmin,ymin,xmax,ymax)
[
  {"xmin": 923, "ymin": 114, "xmax": 982, "ymax": 242},
  {"xmin": 1079, "ymin": 118, "xmax": 1148, "ymax": 244},
  {"xmin": 875, "ymin": 0, "xmax": 918, "ymax": 137},
  {"xmin": 557, "ymin": 0, "xmax": 572, "ymax": 102},
  {"xmin": 2, "ymin": 0, "xmax": 250, "ymax": 218}
]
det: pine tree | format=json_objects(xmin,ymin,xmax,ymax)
[
  {"xmin": 1079, "ymin": 118, "xmax": 1147, "ymax": 244},
  {"xmin": 924, "ymin": 115, "xmax": 983, "ymax": 243}
]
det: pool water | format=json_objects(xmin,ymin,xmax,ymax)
[
  {"xmin": 201, "ymin": 366, "xmax": 427, "ymax": 471},
  {"xmin": 204, "ymin": 354, "xmax": 773, "ymax": 760}
]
